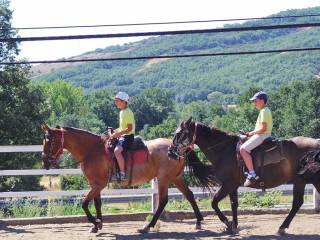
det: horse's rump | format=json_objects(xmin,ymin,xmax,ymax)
[{"xmin": 298, "ymin": 149, "xmax": 320, "ymax": 181}]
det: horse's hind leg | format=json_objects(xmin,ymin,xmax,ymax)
[
  {"xmin": 94, "ymin": 194, "xmax": 103, "ymax": 230},
  {"xmin": 138, "ymin": 180, "xmax": 169, "ymax": 234},
  {"xmin": 173, "ymin": 177, "xmax": 203, "ymax": 229},
  {"xmin": 312, "ymin": 179, "xmax": 320, "ymax": 213},
  {"xmin": 229, "ymin": 188, "xmax": 239, "ymax": 230},
  {"xmin": 278, "ymin": 179, "xmax": 306, "ymax": 235}
]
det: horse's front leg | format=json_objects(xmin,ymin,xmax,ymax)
[
  {"xmin": 173, "ymin": 177, "xmax": 203, "ymax": 230},
  {"xmin": 211, "ymin": 184, "xmax": 234, "ymax": 234},
  {"xmin": 82, "ymin": 187, "xmax": 103, "ymax": 233}
]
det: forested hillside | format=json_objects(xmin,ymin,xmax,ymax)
[{"xmin": 32, "ymin": 7, "xmax": 320, "ymax": 103}]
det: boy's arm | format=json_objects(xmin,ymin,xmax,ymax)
[
  {"xmin": 111, "ymin": 123, "xmax": 133, "ymax": 138},
  {"xmin": 248, "ymin": 122, "xmax": 267, "ymax": 136}
]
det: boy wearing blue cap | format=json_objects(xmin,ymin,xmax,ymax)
[
  {"xmin": 110, "ymin": 91, "xmax": 135, "ymax": 181},
  {"xmin": 240, "ymin": 91, "xmax": 273, "ymax": 187}
]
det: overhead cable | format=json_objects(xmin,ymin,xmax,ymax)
[
  {"xmin": 1, "ymin": 22, "xmax": 320, "ymax": 42},
  {"xmin": 3, "ymin": 47, "xmax": 320, "ymax": 65},
  {"xmin": 7, "ymin": 14, "xmax": 320, "ymax": 30}
]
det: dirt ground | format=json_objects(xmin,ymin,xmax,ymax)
[{"xmin": 1, "ymin": 213, "xmax": 320, "ymax": 240}]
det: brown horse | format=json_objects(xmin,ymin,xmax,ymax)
[
  {"xmin": 168, "ymin": 117, "xmax": 320, "ymax": 235},
  {"xmin": 41, "ymin": 123, "xmax": 214, "ymax": 233}
]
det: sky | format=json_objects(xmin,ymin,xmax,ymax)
[{"xmin": 10, "ymin": 0, "xmax": 320, "ymax": 61}]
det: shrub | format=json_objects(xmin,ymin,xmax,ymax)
[
  {"xmin": 239, "ymin": 191, "xmax": 282, "ymax": 208},
  {"xmin": 60, "ymin": 175, "xmax": 89, "ymax": 190}
]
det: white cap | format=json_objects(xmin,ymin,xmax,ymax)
[{"xmin": 115, "ymin": 91, "xmax": 129, "ymax": 102}]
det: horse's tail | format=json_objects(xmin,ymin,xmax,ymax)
[
  {"xmin": 185, "ymin": 150, "xmax": 219, "ymax": 193},
  {"xmin": 298, "ymin": 149, "xmax": 320, "ymax": 182}
]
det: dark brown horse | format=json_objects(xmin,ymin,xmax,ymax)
[
  {"xmin": 168, "ymin": 117, "xmax": 320, "ymax": 235},
  {"xmin": 41, "ymin": 123, "xmax": 214, "ymax": 233}
]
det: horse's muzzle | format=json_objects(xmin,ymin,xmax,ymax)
[{"xmin": 42, "ymin": 153, "xmax": 52, "ymax": 170}]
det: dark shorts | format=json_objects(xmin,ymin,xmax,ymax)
[{"xmin": 116, "ymin": 134, "xmax": 134, "ymax": 150}]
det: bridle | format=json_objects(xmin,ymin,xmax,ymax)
[
  {"xmin": 171, "ymin": 122, "xmax": 198, "ymax": 157},
  {"xmin": 43, "ymin": 128, "xmax": 65, "ymax": 166}
]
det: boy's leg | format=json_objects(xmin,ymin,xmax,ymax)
[
  {"xmin": 114, "ymin": 145, "xmax": 125, "ymax": 173},
  {"xmin": 240, "ymin": 134, "xmax": 266, "ymax": 186},
  {"xmin": 240, "ymin": 148, "xmax": 254, "ymax": 172}
]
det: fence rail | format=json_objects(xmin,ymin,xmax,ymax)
[{"xmin": 1, "ymin": 145, "xmax": 320, "ymax": 213}]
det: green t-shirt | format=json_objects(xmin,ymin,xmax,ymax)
[
  {"xmin": 254, "ymin": 107, "xmax": 273, "ymax": 134},
  {"xmin": 119, "ymin": 107, "xmax": 135, "ymax": 135}
]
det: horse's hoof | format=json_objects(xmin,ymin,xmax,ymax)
[
  {"xmin": 195, "ymin": 222, "xmax": 202, "ymax": 230},
  {"xmin": 137, "ymin": 224, "xmax": 150, "ymax": 234},
  {"xmin": 225, "ymin": 221, "xmax": 236, "ymax": 235},
  {"xmin": 277, "ymin": 228, "xmax": 286, "ymax": 235},
  {"xmin": 96, "ymin": 219, "xmax": 102, "ymax": 230},
  {"xmin": 153, "ymin": 222, "xmax": 160, "ymax": 232},
  {"xmin": 90, "ymin": 226, "xmax": 98, "ymax": 233}
]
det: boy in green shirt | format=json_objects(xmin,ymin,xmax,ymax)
[
  {"xmin": 240, "ymin": 91, "xmax": 273, "ymax": 187},
  {"xmin": 110, "ymin": 91, "xmax": 135, "ymax": 181}
]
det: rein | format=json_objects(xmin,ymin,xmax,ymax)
[
  {"xmin": 206, "ymin": 139, "xmax": 232, "ymax": 150},
  {"xmin": 191, "ymin": 122, "xmax": 198, "ymax": 148},
  {"xmin": 44, "ymin": 128, "xmax": 65, "ymax": 167},
  {"xmin": 51, "ymin": 128, "xmax": 65, "ymax": 160}
]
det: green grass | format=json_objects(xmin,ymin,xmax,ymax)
[{"xmin": 0, "ymin": 191, "xmax": 313, "ymax": 219}]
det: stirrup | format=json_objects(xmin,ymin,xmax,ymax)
[{"xmin": 244, "ymin": 175, "xmax": 259, "ymax": 187}]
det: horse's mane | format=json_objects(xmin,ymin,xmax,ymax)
[
  {"xmin": 61, "ymin": 127, "xmax": 101, "ymax": 142},
  {"xmin": 196, "ymin": 122, "xmax": 238, "ymax": 141}
]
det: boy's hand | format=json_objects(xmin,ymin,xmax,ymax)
[
  {"xmin": 246, "ymin": 131, "xmax": 253, "ymax": 137},
  {"xmin": 100, "ymin": 134, "xmax": 108, "ymax": 144},
  {"xmin": 110, "ymin": 132, "xmax": 120, "ymax": 139}
]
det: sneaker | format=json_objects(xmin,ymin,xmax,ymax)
[
  {"xmin": 119, "ymin": 172, "xmax": 128, "ymax": 181},
  {"xmin": 111, "ymin": 173, "xmax": 120, "ymax": 182},
  {"xmin": 243, "ymin": 175, "xmax": 259, "ymax": 187}
]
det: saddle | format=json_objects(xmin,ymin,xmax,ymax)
[
  {"xmin": 237, "ymin": 135, "xmax": 284, "ymax": 188},
  {"xmin": 106, "ymin": 136, "xmax": 149, "ymax": 185}
]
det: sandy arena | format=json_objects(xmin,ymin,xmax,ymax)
[{"xmin": 1, "ymin": 213, "xmax": 320, "ymax": 240}]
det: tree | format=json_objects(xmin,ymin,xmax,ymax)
[
  {"xmin": 139, "ymin": 118, "xmax": 178, "ymax": 140},
  {"xmin": 271, "ymin": 79, "xmax": 320, "ymax": 138},
  {"xmin": 0, "ymin": 1, "xmax": 50, "ymax": 191},
  {"xmin": 35, "ymin": 80, "xmax": 104, "ymax": 132},
  {"xmin": 130, "ymin": 88, "xmax": 175, "ymax": 131},
  {"xmin": 85, "ymin": 88, "xmax": 118, "ymax": 131},
  {"xmin": 215, "ymin": 89, "xmax": 259, "ymax": 133}
]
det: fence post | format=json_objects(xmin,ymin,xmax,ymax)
[
  {"xmin": 151, "ymin": 178, "xmax": 159, "ymax": 213},
  {"xmin": 313, "ymin": 187, "xmax": 320, "ymax": 213}
]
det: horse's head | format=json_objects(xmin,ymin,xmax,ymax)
[
  {"xmin": 168, "ymin": 117, "xmax": 196, "ymax": 160},
  {"xmin": 41, "ymin": 123, "xmax": 64, "ymax": 170}
]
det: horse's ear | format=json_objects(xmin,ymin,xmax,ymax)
[
  {"xmin": 185, "ymin": 117, "xmax": 193, "ymax": 125},
  {"xmin": 41, "ymin": 123, "xmax": 50, "ymax": 132}
]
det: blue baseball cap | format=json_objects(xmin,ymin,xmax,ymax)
[{"xmin": 250, "ymin": 91, "xmax": 268, "ymax": 102}]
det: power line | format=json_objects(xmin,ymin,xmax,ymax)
[
  {"xmin": 7, "ymin": 14, "xmax": 320, "ymax": 30},
  {"xmin": 1, "ymin": 22, "xmax": 320, "ymax": 42},
  {"xmin": 3, "ymin": 47, "xmax": 320, "ymax": 65}
]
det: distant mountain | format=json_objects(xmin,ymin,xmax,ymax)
[{"xmin": 31, "ymin": 7, "xmax": 320, "ymax": 103}]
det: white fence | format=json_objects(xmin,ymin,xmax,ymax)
[{"xmin": 0, "ymin": 145, "xmax": 320, "ymax": 213}]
